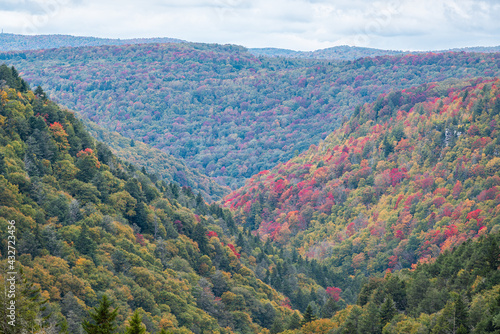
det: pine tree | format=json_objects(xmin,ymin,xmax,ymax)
[
  {"xmin": 321, "ymin": 298, "xmax": 339, "ymax": 319},
  {"xmin": 288, "ymin": 312, "xmax": 302, "ymax": 330},
  {"xmin": 0, "ymin": 266, "xmax": 49, "ymax": 334},
  {"xmin": 34, "ymin": 85, "xmax": 47, "ymax": 101},
  {"xmin": 82, "ymin": 295, "xmax": 118, "ymax": 334},
  {"xmin": 192, "ymin": 222, "xmax": 209, "ymax": 254},
  {"xmin": 270, "ymin": 317, "xmax": 285, "ymax": 334},
  {"xmin": 301, "ymin": 304, "xmax": 317, "ymax": 325},
  {"xmin": 358, "ymin": 301, "xmax": 381, "ymax": 334},
  {"xmin": 125, "ymin": 310, "xmax": 146, "ymax": 334},
  {"xmin": 454, "ymin": 294, "xmax": 468, "ymax": 332},
  {"xmin": 380, "ymin": 296, "xmax": 397, "ymax": 326},
  {"xmin": 75, "ymin": 223, "xmax": 96, "ymax": 256}
]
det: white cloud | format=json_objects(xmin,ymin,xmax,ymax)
[{"xmin": 0, "ymin": 0, "xmax": 499, "ymax": 51}]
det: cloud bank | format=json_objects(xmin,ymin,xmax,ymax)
[{"xmin": 0, "ymin": 0, "xmax": 499, "ymax": 51}]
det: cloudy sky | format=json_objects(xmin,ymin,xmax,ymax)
[{"xmin": 0, "ymin": 0, "xmax": 499, "ymax": 51}]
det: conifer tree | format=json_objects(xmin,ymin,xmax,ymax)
[
  {"xmin": 125, "ymin": 310, "xmax": 146, "ymax": 334},
  {"xmin": 82, "ymin": 295, "xmax": 118, "ymax": 334},
  {"xmin": 75, "ymin": 223, "xmax": 96, "ymax": 256},
  {"xmin": 380, "ymin": 296, "xmax": 397, "ymax": 326},
  {"xmin": 288, "ymin": 312, "xmax": 301, "ymax": 330},
  {"xmin": 301, "ymin": 304, "xmax": 317, "ymax": 325},
  {"xmin": 0, "ymin": 266, "xmax": 49, "ymax": 334}
]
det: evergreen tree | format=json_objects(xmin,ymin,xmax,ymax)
[
  {"xmin": 337, "ymin": 306, "xmax": 363, "ymax": 334},
  {"xmin": 82, "ymin": 295, "xmax": 118, "ymax": 334},
  {"xmin": 358, "ymin": 301, "xmax": 381, "ymax": 334},
  {"xmin": 270, "ymin": 317, "xmax": 285, "ymax": 334},
  {"xmin": 34, "ymin": 85, "xmax": 47, "ymax": 101},
  {"xmin": 301, "ymin": 304, "xmax": 317, "ymax": 325},
  {"xmin": 0, "ymin": 152, "xmax": 5, "ymax": 175},
  {"xmin": 192, "ymin": 222, "xmax": 209, "ymax": 254},
  {"xmin": 75, "ymin": 223, "xmax": 96, "ymax": 256},
  {"xmin": 321, "ymin": 298, "xmax": 339, "ymax": 319},
  {"xmin": 380, "ymin": 296, "xmax": 397, "ymax": 326},
  {"xmin": 0, "ymin": 266, "xmax": 49, "ymax": 334},
  {"xmin": 125, "ymin": 310, "xmax": 146, "ymax": 334},
  {"xmin": 454, "ymin": 294, "xmax": 468, "ymax": 332},
  {"xmin": 288, "ymin": 312, "xmax": 302, "ymax": 330}
]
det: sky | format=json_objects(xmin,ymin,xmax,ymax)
[{"xmin": 0, "ymin": 0, "xmax": 500, "ymax": 51}]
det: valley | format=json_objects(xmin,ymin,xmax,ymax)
[{"xmin": 0, "ymin": 36, "xmax": 500, "ymax": 333}]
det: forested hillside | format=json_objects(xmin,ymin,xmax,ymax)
[
  {"xmin": 225, "ymin": 78, "xmax": 500, "ymax": 296},
  {"xmin": 0, "ymin": 33, "xmax": 184, "ymax": 51},
  {"xmin": 250, "ymin": 45, "xmax": 500, "ymax": 60},
  {"xmin": 2, "ymin": 44, "xmax": 500, "ymax": 189},
  {"xmin": 0, "ymin": 65, "xmax": 346, "ymax": 334},
  {"xmin": 278, "ymin": 232, "xmax": 500, "ymax": 333},
  {"xmin": 84, "ymin": 120, "xmax": 229, "ymax": 202},
  {"xmin": 2, "ymin": 56, "xmax": 500, "ymax": 333},
  {"xmin": 249, "ymin": 45, "xmax": 405, "ymax": 60}
]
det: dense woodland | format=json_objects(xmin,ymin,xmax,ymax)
[
  {"xmin": 226, "ymin": 77, "xmax": 500, "ymax": 275},
  {"xmin": 0, "ymin": 65, "xmax": 335, "ymax": 333},
  {"xmin": 250, "ymin": 45, "xmax": 500, "ymax": 60},
  {"xmin": 0, "ymin": 37, "xmax": 500, "ymax": 334},
  {"xmin": 224, "ymin": 77, "xmax": 500, "ymax": 331},
  {"xmin": 2, "ymin": 44, "xmax": 500, "ymax": 190},
  {"xmin": 84, "ymin": 120, "xmax": 229, "ymax": 202},
  {"xmin": 0, "ymin": 33, "xmax": 184, "ymax": 52}
]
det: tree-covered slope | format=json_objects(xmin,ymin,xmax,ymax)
[
  {"xmin": 2, "ymin": 44, "xmax": 500, "ymax": 188},
  {"xmin": 0, "ymin": 33, "xmax": 185, "ymax": 51},
  {"xmin": 249, "ymin": 45, "xmax": 406, "ymax": 60},
  {"xmin": 84, "ymin": 119, "xmax": 230, "ymax": 202},
  {"xmin": 0, "ymin": 66, "xmax": 342, "ymax": 334},
  {"xmin": 224, "ymin": 78, "xmax": 500, "ymax": 292},
  {"xmin": 279, "ymin": 232, "xmax": 500, "ymax": 334},
  {"xmin": 250, "ymin": 45, "xmax": 500, "ymax": 60}
]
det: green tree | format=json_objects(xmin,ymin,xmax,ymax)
[
  {"xmin": 380, "ymin": 296, "xmax": 397, "ymax": 326},
  {"xmin": 192, "ymin": 222, "xmax": 209, "ymax": 254},
  {"xmin": 125, "ymin": 310, "xmax": 146, "ymax": 334},
  {"xmin": 75, "ymin": 223, "xmax": 96, "ymax": 256},
  {"xmin": 82, "ymin": 295, "xmax": 118, "ymax": 334},
  {"xmin": 301, "ymin": 304, "xmax": 317, "ymax": 325},
  {"xmin": 359, "ymin": 301, "xmax": 381, "ymax": 334},
  {"xmin": 288, "ymin": 312, "xmax": 302, "ymax": 330},
  {"xmin": 0, "ymin": 266, "xmax": 49, "ymax": 334},
  {"xmin": 321, "ymin": 298, "xmax": 339, "ymax": 318}
]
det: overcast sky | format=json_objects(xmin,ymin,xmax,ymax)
[{"xmin": 0, "ymin": 0, "xmax": 499, "ymax": 51}]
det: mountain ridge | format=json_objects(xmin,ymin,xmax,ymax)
[
  {"xmin": 2, "ymin": 33, "xmax": 500, "ymax": 61},
  {"xmin": 249, "ymin": 45, "xmax": 500, "ymax": 60},
  {"xmin": 2, "ymin": 44, "xmax": 500, "ymax": 191},
  {"xmin": 0, "ymin": 33, "xmax": 185, "ymax": 51}
]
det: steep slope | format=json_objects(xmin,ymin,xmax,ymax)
[
  {"xmin": 2, "ymin": 45, "xmax": 500, "ymax": 189},
  {"xmin": 224, "ymin": 78, "xmax": 500, "ymax": 294},
  {"xmin": 281, "ymin": 232, "xmax": 500, "ymax": 333},
  {"xmin": 0, "ymin": 66, "xmax": 339, "ymax": 334},
  {"xmin": 84, "ymin": 119, "xmax": 230, "ymax": 202},
  {"xmin": 0, "ymin": 33, "xmax": 184, "ymax": 51}
]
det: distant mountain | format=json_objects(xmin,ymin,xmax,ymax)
[
  {"xmin": 250, "ymin": 45, "xmax": 500, "ymax": 60},
  {"xmin": 2, "ymin": 43, "xmax": 500, "ymax": 190},
  {"xmin": 0, "ymin": 33, "xmax": 185, "ymax": 51},
  {"xmin": 250, "ymin": 45, "xmax": 405, "ymax": 60}
]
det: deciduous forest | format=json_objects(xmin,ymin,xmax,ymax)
[{"xmin": 1, "ymin": 37, "xmax": 500, "ymax": 334}]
